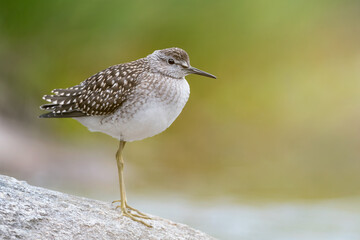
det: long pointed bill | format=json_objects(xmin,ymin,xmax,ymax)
[{"xmin": 188, "ymin": 66, "xmax": 217, "ymax": 79}]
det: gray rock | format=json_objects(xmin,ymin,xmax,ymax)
[{"xmin": 0, "ymin": 175, "xmax": 215, "ymax": 240}]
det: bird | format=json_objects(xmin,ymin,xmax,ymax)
[{"xmin": 39, "ymin": 47, "xmax": 216, "ymax": 227}]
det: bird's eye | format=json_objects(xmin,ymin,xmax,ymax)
[{"xmin": 168, "ymin": 58, "xmax": 175, "ymax": 65}]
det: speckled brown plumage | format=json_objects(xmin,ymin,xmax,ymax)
[{"xmin": 40, "ymin": 58, "xmax": 149, "ymax": 118}]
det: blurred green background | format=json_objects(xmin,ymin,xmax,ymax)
[{"xmin": 1, "ymin": 0, "xmax": 360, "ymax": 238}]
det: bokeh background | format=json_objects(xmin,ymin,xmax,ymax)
[{"xmin": 1, "ymin": 1, "xmax": 360, "ymax": 239}]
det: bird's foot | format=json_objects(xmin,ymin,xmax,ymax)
[{"xmin": 112, "ymin": 200, "xmax": 152, "ymax": 227}]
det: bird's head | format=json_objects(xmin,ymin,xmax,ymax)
[{"xmin": 148, "ymin": 47, "xmax": 216, "ymax": 79}]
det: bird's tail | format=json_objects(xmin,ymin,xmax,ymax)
[{"xmin": 39, "ymin": 87, "xmax": 87, "ymax": 118}]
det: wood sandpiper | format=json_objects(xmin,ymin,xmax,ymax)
[{"xmin": 39, "ymin": 47, "xmax": 216, "ymax": 227}]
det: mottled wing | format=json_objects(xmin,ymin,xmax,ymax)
[{"xmin": 40, "ymin": 63, "xmax": 140, "ymax": 118}]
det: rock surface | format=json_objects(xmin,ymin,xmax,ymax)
[{"xmin": 0, "ymin": 175, "xmax": 215, "ymax": 240}]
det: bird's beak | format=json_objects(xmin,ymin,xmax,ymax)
[{"xmin": 187, "ymin": 66, "xmax": 217, "ymax": 79}]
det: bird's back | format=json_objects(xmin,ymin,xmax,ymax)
[{"xmin": 40, "ymin": 58, "xmax": 148, "ymax": 118}]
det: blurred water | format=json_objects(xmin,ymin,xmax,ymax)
[{"xmin": 129, "ymin": 196, "xmax": 360, "ymax": 240}]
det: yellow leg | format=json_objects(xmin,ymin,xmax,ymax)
[{"xmin": 113, "ymin": 140, "xmax": 152, "ymax": 227}]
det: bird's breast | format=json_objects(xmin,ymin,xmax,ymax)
[{"xmin": 99, "ymin": 77, "xmax": 190, "ymax": 141}]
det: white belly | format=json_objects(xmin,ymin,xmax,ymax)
[{"xmin": 74, "ymin": 79, "xmax": 190, "ymax": 142}]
